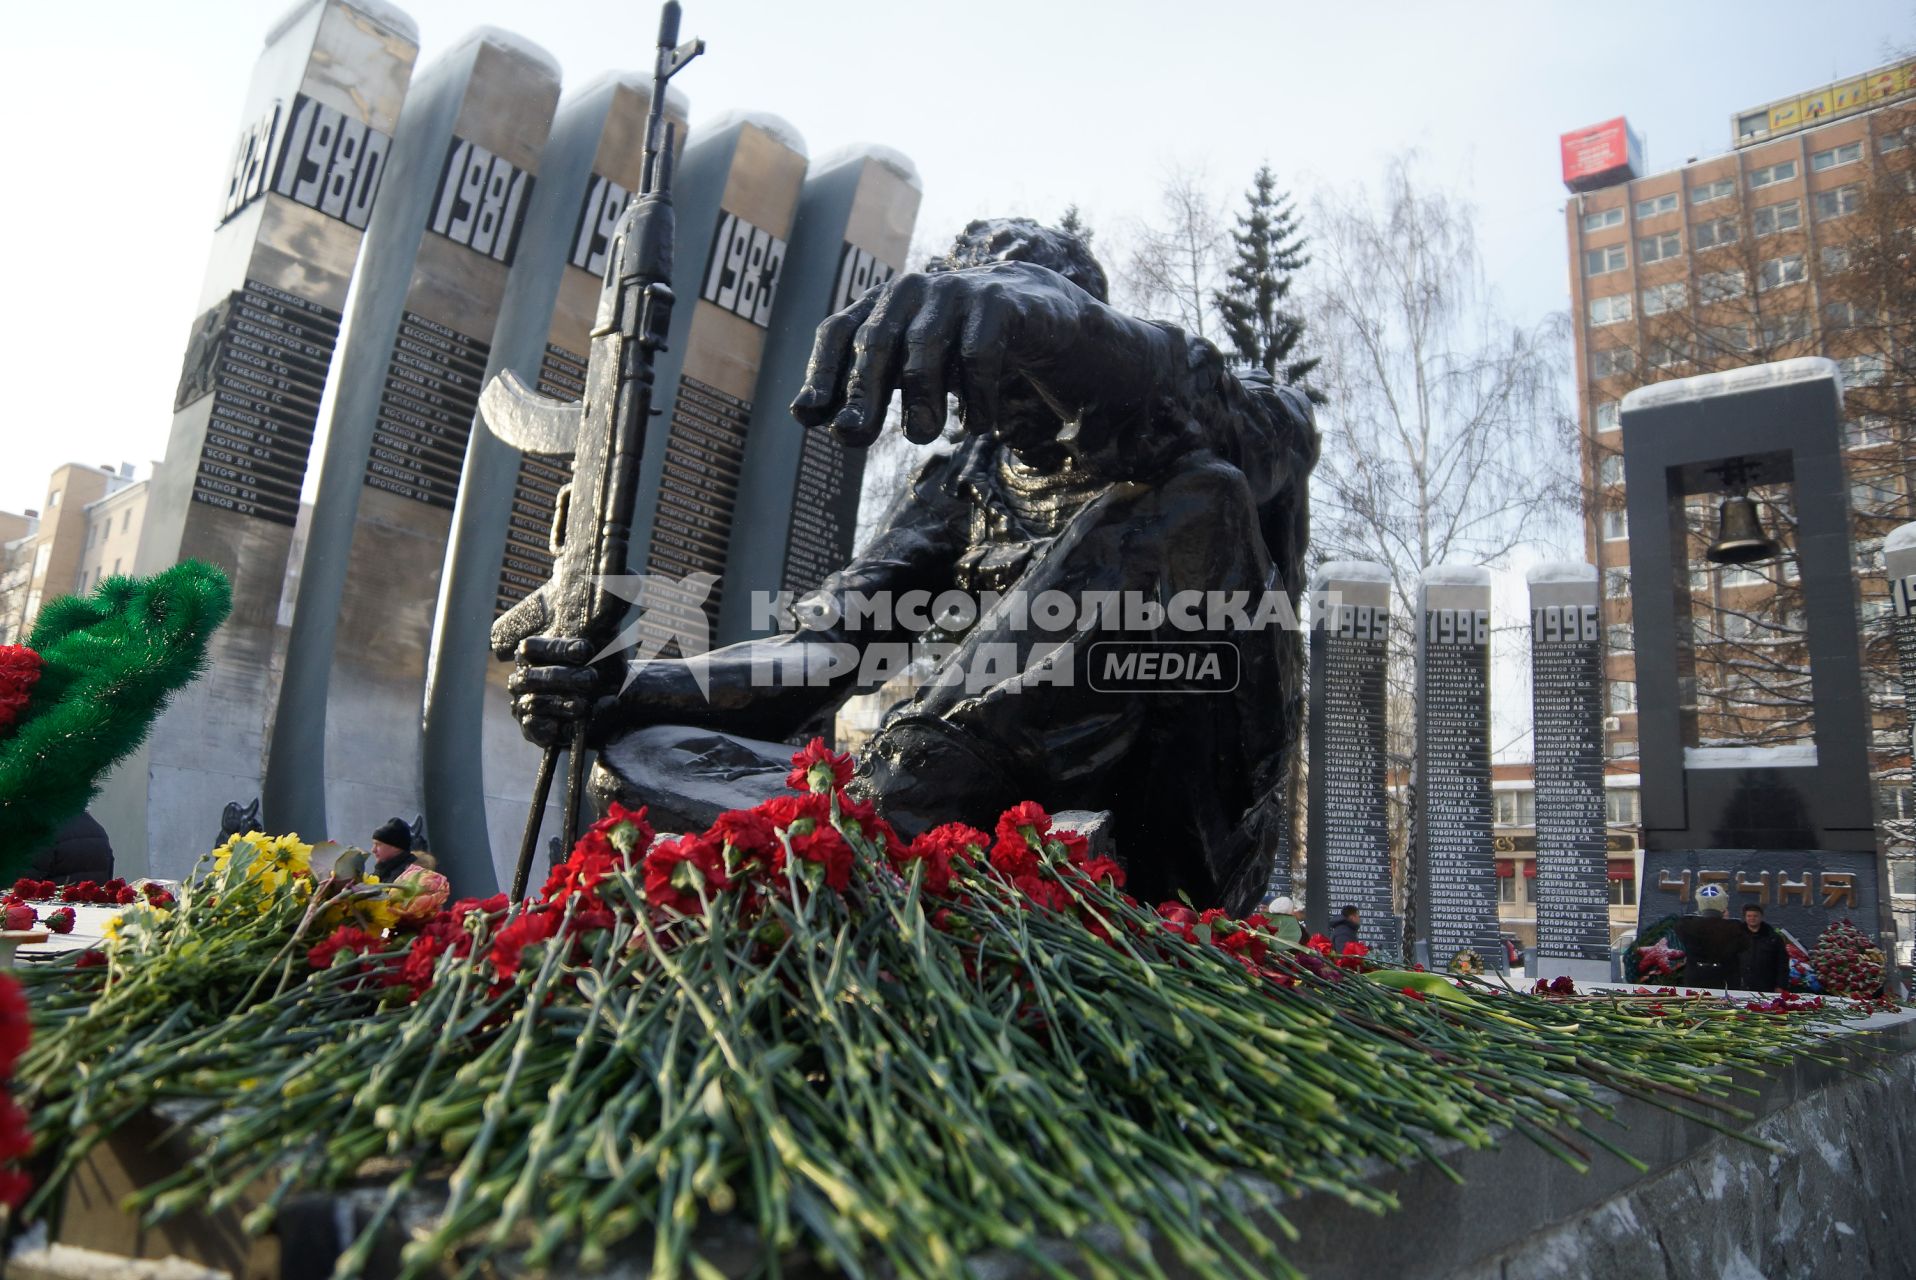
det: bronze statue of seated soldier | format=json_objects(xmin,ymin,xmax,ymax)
[{"xmin": 508, "ymin": 218, "xmax": 1318, "ymax": 913}]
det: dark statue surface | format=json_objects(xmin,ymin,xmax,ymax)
[{"xmin": 509, "ymin": 219, "xmax": 1319, "ymax": 913}]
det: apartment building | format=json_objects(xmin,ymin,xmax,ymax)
[
  {"xmin": 0, "ymin": 463, "xmax": 142, "ymax": 643},
  {"xmin": 1562, "ymin": 61, "xmax": 1915, "ymax": 901}
]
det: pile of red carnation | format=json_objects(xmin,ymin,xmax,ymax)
[
  {"xmin": 1808, "ymin": 919, "xmax": 1893, "ymax": 1007},
  {"xmin": 306, "ymin": 738, "xmax": 1357, "ymax": 998},
  {"xmin": 1, "ymin": 879, "xmax": 172, "ymax": 934},
  {"xmin": 0, "ymin": 645, "xmax": 41, "ymax": 732},
  {"xmin": 6, "ymin": 877, "xmax": 167, "ymax": 908},
  {"xmin": 1532, "ymin": 975, "xmax": 1577, "ymax": 996}
]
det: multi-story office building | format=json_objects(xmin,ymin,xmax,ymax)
[{"xmin": 1561, "ymin": 58, "xmax": 1916, "ymax": 938}]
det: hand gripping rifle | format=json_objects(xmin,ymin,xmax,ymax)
[{"xmin": 478, "ymin": 3, "xmax": 703, "ymax": 898}]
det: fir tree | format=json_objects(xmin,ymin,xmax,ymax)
[
  {"xmin": 1058, "ymin": 204, "xmax": 1093, "ymax": 247},
  {"xmin": 1215, "ymin": 165, "xmax": 1319, "ymax": 396}
]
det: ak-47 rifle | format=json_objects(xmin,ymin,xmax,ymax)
[{"xmin": 479, "ymin": 2, "xmax": 703, "ymax": 898}]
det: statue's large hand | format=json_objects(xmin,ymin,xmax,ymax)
[
  {"xmin": 506, "ymin": 636, "xmax": 601, "ymax": 749},
  {"xmin": 789, "ymin": 261, "xmax": 1114, "ymax": 448}
]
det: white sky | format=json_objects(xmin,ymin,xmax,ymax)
[{"xmin": 1, "ymin": 0, "xmax": 1908, "ymax": 523}]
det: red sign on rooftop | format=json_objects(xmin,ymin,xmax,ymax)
[{"xmin": 1560, "ymin": 118, "xmax": 1644, "ymax": 193}]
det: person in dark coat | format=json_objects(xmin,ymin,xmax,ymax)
[
  {"xmin": 27, "ymin": 811, "xmax": 115, "ymax": 885},
  {"xmin": 1673, "ymin": 884, "xmax": 1747, "ymax": 988},
  {"xmin": 1735, "ymin": 904, "xmax": 1791, "ymax": 993},
  {"xmin": 1328, "ymin": 905, "xmax": 1360, "ymax": 952},
  {"xmin": 370, "ymin": 818, "xmax": 418, "ymax": 880}
]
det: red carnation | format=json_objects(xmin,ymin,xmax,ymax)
[
  {"xmin": 786, "ymin": 737, "xmax": 854, "ymax": 794},
  {"xmin": 490, "ymin": 909, "xmax": 561, "ymax": 980},
  {"xmin": 994, "ymin": 801, "xmax": 1051, "ymax": 859},
  {"xmin": 1, "ymin": 904, "xmax": 35, "ymax": 931},
  {"xmin": 758, "ymin": 793, "xmax": 853, "ymax": 891},
  {"xmin": 44, "ymin": 907, "xmax": 75, "ymax": 935},
  {"xmin": 590, "ymin": 802, "xmax": 654, "ymax": 856},
  {"xmin": 142, "ymin": 885, "xmax": 177, "ymax": 910},
  {"xmin": 1157, "ymin": 902, "xmax": 1199, "ymax": 942},
  {"xmin": 307, "ymin": 926, "xmax": 381, "ymax": 970},
  {"xmin": 897, "ymin": 823, "xmax": 984, "ymax": 897},
  {"xmin": 643, "ymin": 834, "xmax": 732, "ymax": 914},
  {"xmin": 73, "ymin": 949, "xmax": 108, "ymax": 969}
]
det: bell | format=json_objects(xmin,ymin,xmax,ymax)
[{"xmin": 1705, "ymin": 493, "xmax": 1779, "ymax": 565}]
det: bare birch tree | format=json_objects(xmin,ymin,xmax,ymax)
[{"xmin": 1119, "ymin": 166, "xmax": 1227, "ymax": 341}]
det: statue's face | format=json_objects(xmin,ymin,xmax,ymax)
[{"xmin": 992, "ymin": 376, "xmax": 1069, "ymax": 467}]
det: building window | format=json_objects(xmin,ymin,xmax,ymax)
[
  {"xmin": 1690, "ymin": 177, "xmax": 1735, "ymax": 204},
  {"xmin": 47, "ymin": 490, "xmax": 59, "ymax": 509},
  {"xmin": 1721, "ymin": 561, "xmax": 1765, "ymax": 589},
  {"xmin": 1599, "ymin": 453, "xmax": 1624, "ymax": 485},
  {"xmin": 1602, "ymin": 507, "xmax": 1628, "ymax": 540},
  {"xmin": 111, "ymin": 558, "xmax": 120, "ymax": 575},
  {"xmin": 1809, "ymin": 141, "xmax": 1863, "ymax": 171},
  {"xmin": 1635, "ymin": 193, "xmax": 1678, "ymax": 219},
  {"xmin": 121, "ymin": 511, "xmax": 131, "ymax": 534},
  {"xmin": 1610, "ymin": 877, "xmax": 1638, "ymax": 907},
  {"xmin": 1590, "ymin": 347, "xmax": 1637, "ymax": 379},
  {"xmin": 1608, "ymin": 680, "xmax": 1637, "ymax": 714},
  {"xmin": 1698, "ymin": 269, "xmax": 1746, "ymax": 302},
  {"xmin": 1852, "ymin": 477, "xmax": 1902, "ymax": 511},
  {"xmin": 1752, "ymin": 200, "xmax": 1801, "ymax": 236},
  {"xmin": 77, "ymin": 570, "xmax": 88, "ymax": 592},
  {"xmin": 1646, "ymin": 336, "xmax": 1690, "ymax": 369},
  {"xmin": 1821, "ymin": 245, "xmax": 1851, "ymax": 273},
  {"xmin": 1605, "ymin": 566, "xmax": 1631, "ymax": 599},
  {"xmin": 1588, "ymin": 293, "xmax": 1632, "ymax": 326},
  {"xmin": 1594, "ymin": 401, "xmax": 1620, "ymax": 433},
  {"xmin": 1846, "ymin": 416, "xmax": 1893, "ymax": 449},
  {"xmin": 85, "ymin": 525, "xmax": 96, "ymax": 549},
  {"xmin": 1824, "ymin": 299, "xmax": 1874, "ymax": 331},
  {"xmin": 1813, "ymin": 184, "xmax": 1862, "ymax": 220},
  {"xmin": 1638, "ymin": 231, "xmax": 1682, "ymax": 264},
  {"xmin": 1838, "ymin": 353, "xmax": 1886, "ymax": 387},
  {"xmin": 1584, "ymin": 244, "xmax": 1627, "ymax": 276},
  {"xmin": 1748, "ymin": 160, "xmax": 1798, "ymax": 189},
  {"xmin": 1499, "ymin": 875, "xmax": 1519, "ymax": 904},
  {"xmin": 1582, "ymin": 207, "xmax": 1624, "ymax": 232},
  {"xmin": 1760, "ymin": 312, "xmax": 1809, "ymax": 347},
  {"xmin": 1494, "ymin": 790, "xmax": 1536, "ymax": 827},
  {"xmin": 1606, "ymin": 623, "xmax": 1633, "ymax": 654},
  {"xmin": 1758, "ymin": 255, "xmax": 1806, "ymax": 291},
  {"xmin": 1857, "ymin": 540, "xmax": 1885, "ymax": 573},
  {"xmin": 1610, "ymin": 737, "xmax": 1637, "ymax": 760},
  {"xmin": 1881, "ymin": 127, "xmax": 1911, "ymax": 154},
  {"xmin": 1704, "ymin": 323, "xmax": 1752, "ymax": 353},
  {"xmin": 1640, "ymin": 281, "xmax": 1686, "ymax": 316},
  {"xmin": 1693, "ymin": 217, "xmax": 1738, "ymax": 250}
]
